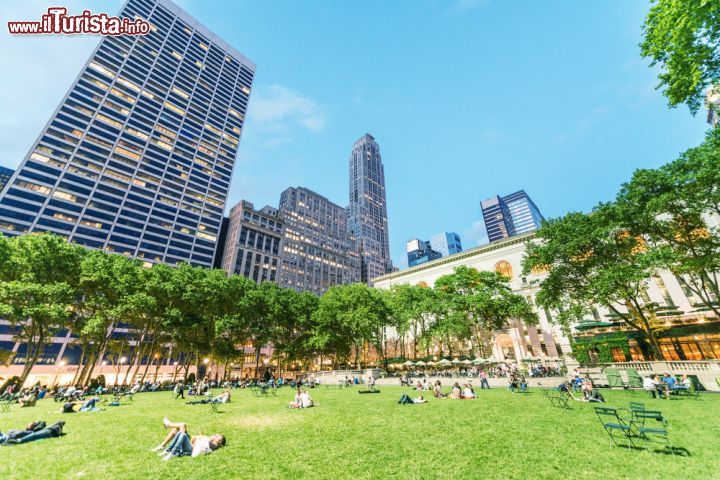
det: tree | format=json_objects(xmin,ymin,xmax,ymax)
[
  {"xmin": 311, "ymin": 284, "xmax": 392, "ymax": 369},
  {"xmin": 523, "ymin": 205, "xmax": 668, "ymax": 360},
  {"xmin": 0, "ymin": 234, "xmax": 83, "ymax": 385},
  {"xmin": 640, "ymin": 0, "xmax": 720, "ymax": 114},
  {"xmin": 617, "ymin": 129, "xmax": 720, "ymax": 318},
  {"xmin": 72, "ymin": 250, "xmax": 145, "ymax": 385},
  {"xmin": 433, "ymin": 266, "xmax": 537, "ymax": 358},
  {"xmin": 387, "ymin": 284, "xmax": 438, "ymax": 358}
]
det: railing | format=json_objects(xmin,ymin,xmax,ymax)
[{"xmin": 583, "ymin": 360, "xmax": 720, "ymax": 373}]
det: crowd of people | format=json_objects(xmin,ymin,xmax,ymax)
[{"xmin": 643, "ymin": 372, "xmax": 692, "ymax": 399}]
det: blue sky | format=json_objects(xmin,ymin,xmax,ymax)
[{"xmin": 0, "ymin": 0, "xmax": 710, "ymax": 268}]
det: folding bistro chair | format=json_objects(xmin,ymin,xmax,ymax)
[
  {"xmin": 630, "ymin": 410, "xmax": 673, "ymax": 454},
  {"xmin": 594, "ymin": 407, "xmax": 636, "ymax": 448}
]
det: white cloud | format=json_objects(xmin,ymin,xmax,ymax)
[
  {"xmin": 464, "ymin": 220, "xmax": 489, "ymax": 247},
  {"xmin": 248, "ymin": 84, "xmax": 327, "ymax": 133}
]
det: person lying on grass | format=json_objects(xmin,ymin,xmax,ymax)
[
  {"xmin": 186, "ymin": 389, "xmax": 231, "ymax": 405},
  {"xmin": 398, "ymin": 393, "xmax": 427, "ymax": 404},
  {"xmin": 0, "ymin": 421, "xmax": 65, "ymax": 445},
  {"xmin": 151, "ymin": 417, "xmax": 226, "ymax": 461},
  {"xmin": 60, "ymin": 396, "xmax": 103, "ymax": 413}
]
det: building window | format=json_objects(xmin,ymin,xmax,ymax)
[{"xmin": 494, "ymin": 260, "xmax": 513, "ymax": 279}]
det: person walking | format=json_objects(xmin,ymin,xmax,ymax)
[
  {"xmin": 174, "ymin": 381, "xmax": 185, "ymax": 400},
  {"xmin": 480, "ymin": 370, "xmax": 490, "ymax": 389}
]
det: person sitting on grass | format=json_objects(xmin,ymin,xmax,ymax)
[
  {"xmin": 0, "ymin": 421, "xmax": 65, "ymax": 445},
  {"xmin": 433, "ymin": 381, "xmax": 446, "ymax": 399},
  {"xmin": 151, "ymin": 418, "xmax": 225, "ymax": 461},
  {"xmin": 187, "ymin": 389, "xmax": 231, "ymax": 405},
  {"xmin": 18, "ymin": 391, "xmax": 37, "ymax": 408},
  {"xmin": 461, "ymin": 384, "xmax": 476, "ymax": 399},
  {"xmin": 61, "ymin": 396, "xmax": 102, "ymax": 413},
  {"xmin": 451, "ymin": 382, "xmax": 462, "ymax": 399}
]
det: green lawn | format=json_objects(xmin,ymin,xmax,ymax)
[{"xmin": 1, "ymin": 386, "xmax": 719, "ymax": 479}]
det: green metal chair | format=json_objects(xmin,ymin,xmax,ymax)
[
  {"xmin": 594, "ymin": 407, "xmax": 636, "ymax": 448},
  {"xmin": 629, "ymin": 402, "xmax": 645, "ymax": 413},
  {"xmin": 626, "ymin": 368, "xmax": 644, "ymax": 389},
  {"xmin": 630, "ymin": 410, "xmax": 673, "ymax": 454},
  {"xmin": 603, "ymin": 368, "xmax": 625, "ymax": 389}
]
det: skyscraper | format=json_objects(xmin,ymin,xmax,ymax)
[
  {"xmin": 406, "ymin": 238, "xmax": 442, "ymax": 267},
  {"xmin": 221, "ymin": 200, "xmax": 283, "ymax": 283},
  {"xmin": 0, "ymin": 167, "xmax": 14, "ymax": 192},
  {"xmin": 278, "ymin": 187, "xmax": 360, "ymax": 295},
  {"xmin": 0, "ymin": 0, "xmax": 254, "ymax": 268},
  {"xmin": 430, "ymin": 232, "xmax": 462, "ymax": 257},
  {"xmin": 348, "ymin": 133, "xmax": 392, "ymax": 283},
  {"xmin": 481, "ymin": 190, "xmax": 544, "ymax": 243}
]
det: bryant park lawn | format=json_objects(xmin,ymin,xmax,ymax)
[{"xmin": 1, "ymin": 386, "xmax": 719, "ymax": 479}]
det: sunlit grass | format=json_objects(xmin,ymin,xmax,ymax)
[{"xmin": 1, "ymin": 386, "xmax": 718, "ymax": 479}]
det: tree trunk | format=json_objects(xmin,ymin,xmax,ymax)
[{"xmin": 18, "ymin": 331, "xmax": 46, "ymax": 387}]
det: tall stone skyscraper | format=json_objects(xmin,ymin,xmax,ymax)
[
  {"xmin": 0, "ymin": 0, "xmax": 254, "ymax": 268},
  {"xmin": 348, "ymin": 133, "xmax": 392, "ymax": 283}
]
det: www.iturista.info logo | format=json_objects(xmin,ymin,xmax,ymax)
[{"xmin": 8, "ymin": 7, "xmax": 151, "ymax": 36}]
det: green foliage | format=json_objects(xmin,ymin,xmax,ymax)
[
  {"xmin": 641, "ymin": 0, "xmax": 720, "ymax": 113},
  {"xmin": 571, "ymin": 334, "xmax": 631, "ymax": 364},
  {"xmin": 617, "ymin": 128, "xmax": 720, "ymax": 317},
  {"xmin": 523, "ymin": 203, "xmax": 668, "ymax": 359}
]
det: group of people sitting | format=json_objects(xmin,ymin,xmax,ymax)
[
  {"xmin": 150, "ymin": 418, "xmax": 225, "ymax": 461},
  {"xmin": 186, "ymin": 389, "xmax": 231, "ymax": 405},
  {"xmin": 508, "ymin": 373, "xmax": 528, "ymax": 393},
  {"xmin": 559, "ymin": 377, "xmax": 605, "ymax": 402},
  {"xmin": 0, "ymin": 420, "xmax": 65, "ymax": 445},
  {"xmin": 643, "ymin": 372, "xmax": 692, "ymax": 398},
  {"xmin": 288, "ymin": 388, "xmax": 314, "ymax": 408}
]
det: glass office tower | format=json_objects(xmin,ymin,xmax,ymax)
[
  {"xmin": 481, "ymin": 190, "xmax": 544, "ymax": 243},
  {"xmin": 348, "ymin": 133, "xmax": 392, "ymax": 283},
  {"xmin": 0, "ymin": 0, "xmax": 255, "ymax": 267}
]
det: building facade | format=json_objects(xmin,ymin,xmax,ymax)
[
  {"xmin": 278, "ymin": 186, "xmax": 360, "ymax": 295},
  {"xmin": 0, "ymin": 0, "xmax": 254, "ymax": 268},
  {"xmin": 406, "ymin": 238, "xmax": 442, "ymax": 267},
  {"xmin": 430, "ymin": 231, "xmax": 462, "ymax": 257},
  {"xmin": 0, "ymin": 167, "xmax": 14, "ymax": 192},
  {"xmin": 221, "ymin": 200, "xmax": 283, "ymax": 283},
  {"xmin": 373, "ymin": 232, "xmax": 720, "ymax": 364},
  {"xmin": 708, "ymin": 86, "xmax": 720, "ymax": 128},
  {"xmin": 348, "ymin": 134, "xmax": 392, "ymax": 283},
  {"xmin": 481, "ymin": 190, "xmax": 544, "ymax": 243}
]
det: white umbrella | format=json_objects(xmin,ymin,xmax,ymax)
[
  {"xmin": 462, "ymin": 359, "xmax": 473, "ymax": 365},
  {"xmin": 438, "ymin": 359, "xmax": 452, "ymax": 366},
  {"xmin": 402, "ymin": 360, "xmax": 415, "ymax": 367},
  {"xmin": 451, "ymin": 359, "xmax": 463, "ymax": 365},
  {"xmin": 472, "ymin": 358, "xmax": 484, "ymax": 365},
  {"xmin": 426, "ymin": 360, "xmax": 437, "ymax": 367},
  {"xmin": 415, "ymin": 360, "xmax": 427, "ymax": 366}
]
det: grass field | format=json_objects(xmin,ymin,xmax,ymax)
[{"xmin": 1, "ymin": 386, "xmax": 719, "ymax": 479}]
